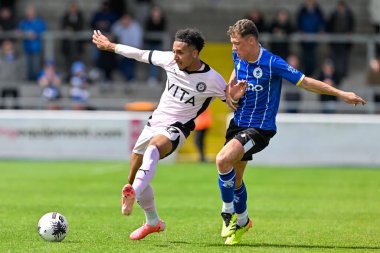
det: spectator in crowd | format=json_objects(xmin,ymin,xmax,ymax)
[
  {"xmin": 38, "ymin": 60, "xmax": 62, "ymax": 110},
  {"xmin": 133, "ymin": 0, "xmax": 152, "ymax": 25},
  {"xmin": 194, "ymin": 108, "xmax": 212, "ymax": 163},
  {"xmin": 90, "ymin": 1, "xmax": 118, "ymax": 34},
  {"xmin": 283, "ymin": 54, "xmax": 302, "ymax": 113},
  {"xmin": 0, "ymin": 7, "xmax": 16, "ymax": 42},
  {"xmin": 112, "ymin": 12, "xmax": 143, "ymax": 83},
  {"xmin": 18, "ymin": 5, "xmax": 46, "ymax": 81},
  {"xmin": 0, "ymin": 0, "xmax": 16, "ymax": 14},
  {"xmin": 108, "ymin": 0, "xmax": 127, "ymax": 20},
  {"xmin": 269, "ymin": 9, "xmax": 294, "ymax": 60},
  {"xmin": 0, "ymin": 40, "xmax": 25, "ymax": 109},
  {"xmin": 60, "ymin": 1, "xmax": 85, "ymax": 74},
  {"xmin": 90, "ymin": 0, "xmax": 118, "ymax": 86},
  {"xmin": 245, "ymin": 9, "xmax": 266, "ymax": 33},
  {"xmin": 297, "ymin": 0, "xmax": 325, "ymax": 76},
  {"xmin": 318, "ymin": 59, "xmax": 341, "ymax": 113},
  {"xmin": 144, "ymin": 5, "xmax": 167, "ymax": 86},
  {"xmin": 326, "ymin": 0, "xmax": 354, "ymax": 81},
  {"xmin": 0, "ymin": 7, "xmax": 14, "ymax": 29},
  {"xmin": 69, "ymin": 61, "xmax": 90, "ymax": 110},
  {"xmin": 369, "ymin": 0, "xmax": 380, "ymax": 57}
]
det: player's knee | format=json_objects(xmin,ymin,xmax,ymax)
[
  {"xmin": 216, "ymin": 152, "xmax": 232, "ymax": 173},
  {"xmin": 149, "ymin": 140, "xmax": 172, "ymax": 158}
]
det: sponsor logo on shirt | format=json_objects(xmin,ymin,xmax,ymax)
[
  {"xmin": 247, "ymin": 83, "xmax": 264, "ymax": 92},
  {"xmin": 168, "ymin": 83, "xmax": 195, "ymax": 106}
]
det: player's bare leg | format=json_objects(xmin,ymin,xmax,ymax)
[
  {"xmin": 216, "ymin": 140, "xmax": 244, "ymax": 237},
  {"xmin": 216, "ymin": 140, "xmax": 252, "ymax": 244},
  {"xmin": 128, "ymin": 153, "xmax": 143, "ymax": 184},
  {"xmin": 216, "ymin": 139, "xmax": 244, "ymax": 174},
  {"xmin": 132, "ymin": 135, "xmax": 172, "ymax": 196},
  {"xmin": 226, "ymin": 160, "xmax": 251, "ymax": 245},
  {"xmin": 233, "ymin": 161, "xmax": 247, "ymax": 190},
  {"xmin": 123, "ymin": 135, "xmax": 172, "ymax": 217},
  {"xmin": 122, "ymin": 153, "xmax": 142, "ymax": 215}
]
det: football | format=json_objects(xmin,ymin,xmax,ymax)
[{"xmin": 37, "ymin": 212, "xmax": 69, "ymax": 242}]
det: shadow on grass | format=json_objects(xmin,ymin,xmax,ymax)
[
  {"xmin": 205, "ymin": 242, "xmax": 380, "ymax": 250},
  {"xmin": 155, "ymin": 241, "xmax": 191, "ymax": 247},
  {"xmin": 62, "ymin": 240, "xmax": 82, "ymax": 244}
]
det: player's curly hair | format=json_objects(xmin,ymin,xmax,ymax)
[
  {"xmin": 227, "ymin": 19, "xmax": 259, "ymax": 39},
  {"xmin": 174, "ymin": 28, "xmax": 205, "ymax": 53}
]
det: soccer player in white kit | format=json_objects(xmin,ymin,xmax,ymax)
[{"xmin": 92, "ymin": 28, "xmax": 246, "ymax": 240}]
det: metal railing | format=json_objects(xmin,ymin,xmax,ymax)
[
  {"xmin": 1, "ymin": 30, "xmax": 379, "ymax": 63},
  {"xmin": 0, "ymin": 30, "xmax": 172, "ymax": 61}
]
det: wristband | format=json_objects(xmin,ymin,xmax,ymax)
[{"xmin": 230, "ymin": 97, "xmax": 239, "ymax": 104}]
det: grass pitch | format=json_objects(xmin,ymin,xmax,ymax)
[{"xmin": 0, "ymin": 161, "xmax": 379, "ymax": 253}]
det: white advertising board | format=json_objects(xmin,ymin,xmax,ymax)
[
  {"xmin": 249, "ymin": 114, "xmax": 380, "ymax": 166},
  {"xmin": 0, "ymin": 110, "xmax": 153, "ymax": 160}
]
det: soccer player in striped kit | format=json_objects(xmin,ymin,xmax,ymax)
[{"xmin": 217, "ymin": 19, "xmax": 366, "ymax": 245}]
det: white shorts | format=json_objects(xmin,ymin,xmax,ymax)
[{"xmin": 132, "ymin": 125, "xmax": 187, "ymax": 156}]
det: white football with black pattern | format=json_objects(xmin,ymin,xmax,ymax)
[{"xmin": 37, "ymin": 212, "xmax": 69, "ymax": 242}]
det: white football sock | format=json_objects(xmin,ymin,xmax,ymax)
[
  {"xmin": 222, "ymin": 201, "xmax": 234, "ymax": 214},
  {"xmin": 132, "ymin": 145, "xmax": 160, "ymax": 198},
  {"xmin": 137, "ymin": 184, "xmax": 159, "ymax": 226},
  {"xmin": 236, "ymin": 209, "xmax": 249, "ymax": 227}
]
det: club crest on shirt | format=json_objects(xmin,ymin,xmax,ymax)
[
  {"xmin": 196, "ymin": 82, "xmax": 207, "ymax": 92},
  {"xmin": 253, "ymin": 67, "xmax": 263, "ymax": 78}
]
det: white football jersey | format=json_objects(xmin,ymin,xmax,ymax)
[{"xmin": 147, "ymin": 50, "xmax": 226, "ymax": 136}]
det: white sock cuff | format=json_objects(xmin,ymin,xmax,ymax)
[
  {"xmin": 222, "ymin": 201, "xmax": 234, "ymax": 213},
  {"xmin": 145, "ymin": 210, "xmax": 159, "ymax": 226},
  {"xmin": 236, "ymin": 209, "xmax": 249, "ymax": 227},
  {"xmin": 218, "ymin": 168, "xmax": 234, "ymax": 176}
]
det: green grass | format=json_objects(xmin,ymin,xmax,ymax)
[{"xmin": 0, "ymin": 161, "xmax": 379, "ymax": 253}]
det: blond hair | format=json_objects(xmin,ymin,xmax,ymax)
[{"xmin": 227, "ymin": 19, "xmax": 259, "ymax": 38}]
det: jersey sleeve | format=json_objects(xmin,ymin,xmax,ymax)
[
  {"xmin": 209, "ymin": 71, "xmax": 227, "ymax": 101},
  {"xmin": 272, "ymin": 56, "xmax": 305, "ymax": 86},
  {"xmin": 149, "ymin": 51, "xmax": 175, "ymax": 68},
  {"xmin": 115, "ymin": 44, "xmax": 150, "ymax": 63},
  {"xmin": 114, "ymin": 45, "xmax": 174, "ymax": 68}
]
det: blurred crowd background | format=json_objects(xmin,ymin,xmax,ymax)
[{"xmin": 0, "ymin": 0, "xmax": 380, "ymax": 114}]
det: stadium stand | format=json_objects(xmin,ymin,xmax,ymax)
[{"xmin": 1, "ymin": 0, "xmax": 378, "ymax": 112}]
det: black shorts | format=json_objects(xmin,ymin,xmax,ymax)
[{"xmin": 225, "ymin": 119, "xmax": 275, "ymax": 161}]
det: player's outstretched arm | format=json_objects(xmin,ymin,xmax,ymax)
[
  {"xmin": 92, "ymin": 30, "xmax": 151, "ymax": 63},
  {"xmin": 299, "ymin": 77, "xmax": 366, "ymax": 106}
]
